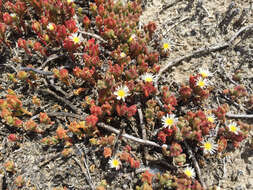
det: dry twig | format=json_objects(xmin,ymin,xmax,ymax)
[
  {"xmin": 155, "ymin": 23, "xmax": 253, "ymax": 85},
  {"xmin": 138, "ymin": 108, "xmax": 149, "ymax": 162},
  {"xmin": 225, "ymin": 113, "xmax": 253, "ymax": 119},
  {"xmin": 31, "ymin": 111, "xmax": 86, "ymax": 121},
  {"xmin": 112, "ymin": 121, "xmax": 126, "ymax": 156},
  {"xmin": 0, "ymin": 174, "xmax": 4, "ymax": 190},
  {"xmin": 97, "ymin": 122, "xmax": 162, "ymax": 148},
  {"xmin": 19, "ymin": 67, "xmax": 53, "ymax": 75},
  {"xmin": 79, "ymin": 30, "xmax": 107, "ymax": 43},
  {"xmin": 167, "ymin": 16, "xmax": 190, "ymax": 32},
  {"xmin": 217, "ymin": 90, "xmax": 244, "ymax": 111},
  {"xmin": 233, "ymin": 8, "xmax": 249, "ymax": 29},
  {"xmin": 219, "ymin": 2, "xmax": 239, "ymax": 33},
  {"xmin": 39, "ymin": 54, "xmax": 61, "ymax": 69},
  {"xmin": 38, "ymin": 152, "xmax": 62, "ymax": 168},
  {"xmin": 72, "ymin": 156, "xmax": 95, "ymax": 190},
  {"xmin": 184, "ymin": 0, "xmax": 195, "ymax": 11},
  {"xmin": 160, "ymin": 0, "xmax": 183, "ymax": 14},
  {"xmin": 30, "ymin": 111, "xmax": 161, "ymax": 148},
  {"xmin": 38, "ymin": 89, "xmax": 81, "ymax": 114},
  {"xmin": 74, "ymin": 145, "xmax": 95, "ymax": 190},
  {"xmin": 183, "ymin": 141, "xmax": 207, "ymax": 189}
]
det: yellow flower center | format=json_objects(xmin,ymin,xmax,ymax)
[
  {"xmin": 44, "ymin": 34, "xmax": 49, "ymax": 41},
  {"xmin": 73, "ymin": 36, "xmax": 80, "ymax": 44},
  {"xmin": 163, "ymin": 43, "xmax": 169, "ymax": 50},
  {"xmin": 207, "ymin": 117, "xmax": 214, "ymax": 123},
  {"xmin": 120, "ymin": 52, "xmax": 126, "ymax": 58},
  {"xmin": 112, "ymin": 159, "xmax": 120, "ymax": 167},
  {"xmin": 201, "ymin": 72, "xmax": 208, "ymax": 78},
  {"xmin": 204, "ymin": 142, "xmax": 212, "ymax": 151},
  {"xmin": 48, "ymin": 24, "xmax": 54, "ymax": 31},
  {"xmin": 184, "ymin": 169, "xmax": 192, "ymax": 177},
  {"xmin": 128, "ymin": 35, "xmax": 135, "ymax": 42},
  {"xmin": 197, "ymin": 80, "xmax": 205, "ymax": 87},
  {"xmin": 117, "ymin": 90, "xmax": 125, "ymax": 98},
  {"xmin": 11, "ymin": 14, "xmax": 17, "ymax": 19},
  {"xmin": 230, "ymin": 125, "xmax": 237, "ymax": 133},
  {"xmin": 165, "ymin": 118, "xmax": 174, "ymax": 126},
  {"xmin": 145, "ymin": 77, "xmax": 152, "ymax": 82},
  {"xmin": 67, "ymin": 0, "xmax": 73, "ymax": 4}
]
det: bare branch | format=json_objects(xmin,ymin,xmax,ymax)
[
  {"xmin": 72, "ymin": 156, "xmax": 95, "ymax": 190},
  {"xmin": 19, "ymin": 67, "xmax": 53, "ymax": 75},
  {"xmin": 155, "ymin": 24, "xmax": 253, "ymax": 85},
  {"xmin": 138, "ymin": 108, "xmax": 149, "ymax": 162},
  {"xmin": 97, "ymin": 123, "xmax": 162, "ymax": 148},
  {"xmin": 0, "ymin": 174, "xmax": 4, "ymax": 190},
  {"xmin": 38, "ymin": 89, "xmax": 81, "ymax": 114},
  {"xmin": 183, "ymin": 141, "xmax": 207, "ymax": 189},
  {"xmin": 30, "ymin": 112, "xmax": 162, "ymax": 148},
  {"xmin": 226, "ymin": 113, "xmax": 253, "ymax": 119},
  {"xmin": 79, "ymin": 30, "xmax": 107, "ymax": 43}
]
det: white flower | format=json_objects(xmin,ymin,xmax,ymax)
[
  {"xmin": 161, "ymin": 114, "xmax": 178, "ymax": 128},
  {"xmin": 114, "ymin": 85, "xmax": 130, "ymax": 101},
  {"xmin": 120, "ymin": 52, "xmax": 126, "ymax": 58},
  {"xmin": 47, "ymin": 23, "xmax": 55, "ymax": 31},
  {"xmin": 69, "ymin": 33, "xmax": 83, "ymax": 44},
  {"xmin": 162, "ymin": 42, "xmax": 170, "ymax": 52},
  {"xmin": 67, "ymin": 0, "xmax": 74, "ymax": 4},
  {"xmin": 196, "ymin": 78, "xmax": 209, "ymax": 89},
  {"xmin": 109, "ymin": 157, "xmax": 121, "ymax": 170},
  {"xmin": 128, "ymin": 34, "xmax": 136, "ymax": 42},
  {"xmin": 199, "ymin": 68, "xmax": 212, "ymax": 78},
  {"xmin": 183, "ymin": 167, "xmax": 195, "ymax": 178},
  {"xmin": 227, "ymin": 121, "xmax": 240, "ymax": 135},
  {"xmin": 10, "ymin": 13, "xmax": 17, "ymax": 19},
  {"xmin": 114, "ymin": 0, "xmax": 127, "ymax": 6},
  {"xmin": 206, "ymin": 114, "xmax": 216, "ymax": 123},
  {"xmin": 161, "ymin": 144, "xmax": 168, "ymax": 149},
  {"xmin": 142, "ymin": 73, "xmax": 155, "ymax": 83},
  {"xmin": 201, "ymin": 138, "xmax": 218, "ymax": 155}
]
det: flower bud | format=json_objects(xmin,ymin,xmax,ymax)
[
  {"xmin": 98, "ymin": 4, "xmax": 105, "ymax": 16},
  {"xmin": 40, "ymin": 16, "xmax": 48, "ymax": 27},
  {"xmin": 8, "ymin": 134, "xmax": 18, "ymax": 141},
  {"xmin": 15, "ymin": 1, "xmax": 26, "ymax": 15},
  {"xmin": 4, "ymin": 160, "xmax": 15, "ymax": 173},
  {"xmin": 33, "ymin": 41, "xmax": 43, "ymax": 52},
  {"xmin": 40, "ymin": 112, "xmax": 52, "ymax": 124},
  {"xmin": 0, "ymin": 22, "xmax": 7, "ymax": 34},
  {"xmin": 59, "ymin": 68, "xmax": 69, "ymax": 80},
  {"xmin": 43, "ymin": 34, "xmax": 49, "ymax": 41},
  {"xmin": 3, "ymin": 12, "xmax": 13, "ymax": 25},
  {"xmin": 15, "ymin": 175, "xmax": 24, "ymax": 187},
  {"xmin": 13, "ymin": 117, "xmax": 23, "ymax": 127},
  {"xmin": 17, "ymin": 38, "xmax": 26, "ymax": 48},
  {"xmin": 17, "ymin": 71, "xmax": 28, "ymax": 80},
  {"xmin": 24, "ymin": 119, "xmax": 37, "ymax": 131},
  {"xmin": 6, "ymin": 115, "xmax": 14, "ymax": 125},
  {"xmin": 95, "ymin": 15, "xmax": 103, "ymax": 27},
  {"xmin": 83, "ymin": 15, "xmax": 90, "ymax": 29},
  {"xmin": 65, "ymin": 19, "xmax": 77, "ymax": 33},
  {"xmin": 85, "ymin": 114, "xmax": 98, "ymax": 127},
  {"xmin": 90, "ymin": 3, "xmax": 97, "ymax": 15}
]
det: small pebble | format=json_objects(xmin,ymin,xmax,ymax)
[
  {"xmin": 246, "ymin": 164, "xmax": 253, "ymax": 175},
  {"xmin": 233, "ymin": 185, "xmax": 245, "ymax": 190},
  {"xmin": 246, "ymin": 180, "xmax": 252, "ymax": 189},
  {"xmin": 190, "ymin": 29, "xmax": 197, "ymax": 36}
]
